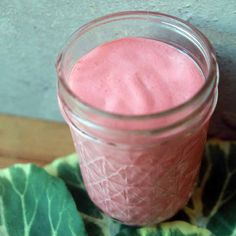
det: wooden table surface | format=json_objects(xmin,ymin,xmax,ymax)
[{"xmin": 0, "ymin": 114, "xmax": 74, "ymax": 168}]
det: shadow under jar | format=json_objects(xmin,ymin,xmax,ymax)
[{"xmin": 56, "ymin": 11, "xmax": 219, "ymax": 226}]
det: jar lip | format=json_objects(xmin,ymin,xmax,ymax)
[{"xmin": 57, "ymin": 10, "xmax": 218, "ymax": 121}]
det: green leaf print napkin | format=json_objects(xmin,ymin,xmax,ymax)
[
  {"xmin": 0, "ymin": 164, "xmax": 87, "ymax": 236},
  {"xmin": 1, "ymin": 139, "xmax": 235, "ymax": 235}
]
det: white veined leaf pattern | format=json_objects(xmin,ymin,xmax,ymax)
[
  {"xmin": 0, "ymin": 164, "xmax": 87, "ymax": 236},
  {"xmin": 180, "ymin": 140, "xmax": 236, "ymax": 236}
]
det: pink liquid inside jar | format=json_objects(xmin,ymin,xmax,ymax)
[{"xmin": 56, "ymin": 11, "xmax": 219, "ymax": 226}]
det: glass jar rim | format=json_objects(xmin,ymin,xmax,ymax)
[{"xmin": 57, "ymin": 10, "xmax": 218, "ymax": 123}]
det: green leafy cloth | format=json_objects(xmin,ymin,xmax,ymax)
[
  {"xmin": 0, "ymin": 164, "xmax": 87, "ymax": 236},
  {"xmin": 1, "ymin": 140, "xmax": 235, "ymax": 235}
]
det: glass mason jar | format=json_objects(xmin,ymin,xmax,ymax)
[{"xmin": 56, "ymin": 11, "xmax": 219, "ymax": 226}]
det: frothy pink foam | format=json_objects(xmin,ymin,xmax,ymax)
[{"xmin": 69, "ymin": 37, "xmax": 204, "ymax": 115}]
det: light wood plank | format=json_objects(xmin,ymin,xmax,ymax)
[{"xmin": 0, "ymin": 114, "xmax": 74, "ymax": 168}]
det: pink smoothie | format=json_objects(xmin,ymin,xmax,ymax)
[
  {"xmin": 69, "ymin": 37, "xmax": 204, "ymax": 115},
  {"xmin": 68, "ymin": 38, "xmax": 207, "ymax": 225}
]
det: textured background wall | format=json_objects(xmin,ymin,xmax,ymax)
[{"xmin": 0, "ymin": 0, "xmax": 236, "ymax": 137}]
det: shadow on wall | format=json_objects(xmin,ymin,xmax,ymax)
[{"xmin": 209, "ymin": 49, "xmax": 236, "ymax": 140}]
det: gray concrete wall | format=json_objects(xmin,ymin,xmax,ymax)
[{"xmin": 0, "ymin": 0, "xmax": 236, "ymax": 138}]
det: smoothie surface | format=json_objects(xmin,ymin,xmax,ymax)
[{"xmin": 69, "ymin": 37, "xmax": 204, "ymax": 115}]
